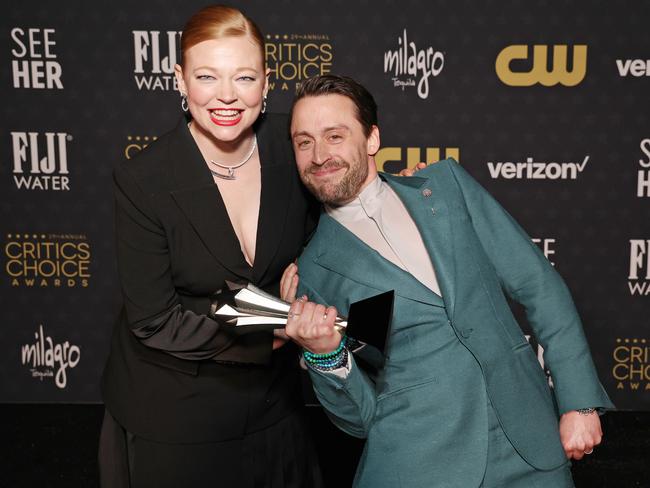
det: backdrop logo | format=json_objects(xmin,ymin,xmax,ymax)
[
  {"xmin": 21, "ymin": 325, "xmax": 80, "ymax": 389},
  {"xmin": 487, "ymin": 155, "xmax": 589, "ymax": 180},
  {"xmin": 383, "ymin": 29, "xmax": 444, "ymax": 99},
  {"xmin": 125, "ymin": 135, "xmax": 158, "ymax": 159},
  {"xmin": 133, "ymin": 30, "xmax": 182, "ymax": 91},
  {"xmin": 532, "ymin": 238, "xmax": 556, "ymax": 266},
  {"xmin": 613, "ymin": 338, "xmax": 649, "ymax": 391},
  {"xmin": 629, "ymin": 239, "xmax": 650, "ymax": 296},
  {"xmin": 638, "ymin": 138, "xmax": 650, "ymax": 197},
  {"xmin": 11, "ymin": 28, "xmax": 63, "ymax": 89},
  {"xmin": 616, "ymin": 59, "xmax": 650, "ymax": 77},
  {"xmin": 376, "ymin": 146, "xmax": 459, "ymax": 173},
  {"xmin": 4, "ymin": 233, "xmax": 91, "ymax": 288},
  {"xmin": 495, "ymin": 45, "xmax": 587, "ymax": 87},
  {"xmin": 10, "ymin": 131, "xmax": 71, "ymax": 190},
  {"xmin": 265, "ymin": 34, "xmax": 333, "ymax": 93}
]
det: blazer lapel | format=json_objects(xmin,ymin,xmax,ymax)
[
  {"xmin": 382, "ymin": 172, "xmax": 457, "ymax": 317},
  {"xmin": 313, "ymin": 213, "xmax": 443, "ymax": 307},
  {"xmin": 167, "ymin": 118, "xmax": 252, "ymax": 280},
  {"xmin": 251, "ymin": 116, "xmax": 293, "ymax": 283}
]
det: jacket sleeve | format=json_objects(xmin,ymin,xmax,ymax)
[
  {"xmin": 114, "ymin": 163, "xmax": 269, "ymax": 362},
  {"xmin": 446, "ymin": 160, "xmax": 613, "ymax": 414},
  {"xmin": 297, "ymin": 278, "xmax": 378, "ymax": 438}
]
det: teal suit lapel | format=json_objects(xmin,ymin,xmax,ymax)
[
  {"xmin": 381, "ymin": 172, "xmax": 457, "ymax": 318},
  {"xmin": 313, "ymin": 213, "xmax": 443, "ymax": 307}
]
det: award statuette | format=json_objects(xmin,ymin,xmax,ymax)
[
  {"xmin": 210, "ymin": 282, "xmax": 395, "ymax": 370},
  {"xmin": 209, "ymin": 282, "xmax": 348, "ymax": 330}
]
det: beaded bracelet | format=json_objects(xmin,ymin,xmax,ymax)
[
  {"xmin": 303, "ymin": 336, "xmax": 348, "ymax": 371},
  {"xmin": 306, "ymin": 347, "xmax": 349, "ymax": 372}
]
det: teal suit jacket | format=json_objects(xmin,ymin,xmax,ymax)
[{"xmin": 297, "ymin": 159, "xmax": 613, "ymax": 487}]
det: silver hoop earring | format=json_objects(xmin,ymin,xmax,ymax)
[
  {"xmin": 181, "ymin": 94, "xmax": 189, "ymax": 113},
  {"xmin": 261, "ymin": 96, "xmax": 267, "ymax": 114}
]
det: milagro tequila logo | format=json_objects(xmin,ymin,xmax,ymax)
[
  {"xmin": 21, "ymin": 325, "xmax": 81, "ymax": 389},
  {"xmin": 383, "ymin": 29, "xmax": 444, "ymax": 99}
]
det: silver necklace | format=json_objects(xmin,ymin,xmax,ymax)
[{"xmin": 208, "ymin": 135, "xmax": 257, "ymax": 180}]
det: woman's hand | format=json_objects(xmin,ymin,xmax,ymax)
[
  {"xmin": 284, "ymin": 297, "xmax": 342, "ymax": 354},
  {"xmin": 272, "ymin": 328, "xmax": 289, "ymax": 350},
  {"xmin": 398, "ymin": 162, "xmax": 428, "ymax": 176},
  {"xmin": 280, "ymin": 262, "xmax": 299, "ymax": 302}
]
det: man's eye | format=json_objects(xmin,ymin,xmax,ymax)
[
  {"xmin": 328, "ymin": 134, "xmax": 342, "ymax": 142},
  {"xmin": 297, "ymin": 140, "xmax": 312, "ymax": 148}
]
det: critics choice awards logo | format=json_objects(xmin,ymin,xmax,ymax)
[
  {"xmin": 612, "ymin": 338, "xmax": 649, "ymax": 392},
  {"xmin": 487, "ymin": 155, "xmax": 590, "ymax": 180},
  {"xmin": 264, "ymin": 34, "xmax": 333, "ymax": 93},
  {"xmin": 10, "ymin": 131, "xmax": 72, "ymax": 190},
  {"xmin": 132, "ymin": 30, "xmax": 182, "ymax": 91},
  {"xmin": 496, "ymin": 45, "xmax": 587, "ymax": 87},
  {"xmin": 628, "ymin": 239, "xmax": 650, "ymax": 296},
  {"xmin": 383, "ymin": 29, "xmax": 444, "ymax": 100},
  {"xmin": 4, "ymin": 233, "xmax": 91, "ymax": 288},
  {"xmin": 637, "ymin": 139, "xmax": 650, "ymax": 198},
  {"xmin": 11, "ymin": 27, "xmax": 64, "ymax": 89},
  {"xmin": 124, "ymin": 135, "xmax": 158, "ymax": 160},
  {"xmin": 21, "ymin": 325, "xmax": 81, "ymax": 389}
]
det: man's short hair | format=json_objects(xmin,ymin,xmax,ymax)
[{"xmin": 291, "ymin": 74, "xmax": 378, "ymax": 136}]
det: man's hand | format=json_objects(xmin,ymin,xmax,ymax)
[
  {"xmin": 398, "ymin": 162, "xmax": 428, "ymax": 177},
  {"xmin": 284, "ymin": 297, "xmax": 342, "ymax": 354},
  {"xmin": 559, "ymin": 410, "xmax": 603, "ymax": 460}
]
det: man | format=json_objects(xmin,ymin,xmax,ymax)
[{"xmin": 283, "ymin": 74, "xmax": 613, "ymax": 487}]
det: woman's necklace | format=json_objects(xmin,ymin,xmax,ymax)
[{"xmin": 208, "ymin": 135, "xmax": 257, "ymax": 180}]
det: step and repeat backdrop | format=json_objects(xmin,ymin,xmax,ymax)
[{"xmin": 1, "ymin": 0, "xmax": 648, "ymax": 410}]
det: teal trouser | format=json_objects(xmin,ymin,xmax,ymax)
[{"xmin": 480, "ymin": 400, "xmax": 574, "ymax": 487}]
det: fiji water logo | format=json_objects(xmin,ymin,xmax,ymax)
[{"xmin": 20, "ymin": 325, "xmax": 80, "ymax": 389}]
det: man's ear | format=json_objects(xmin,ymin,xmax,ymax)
[{"xmin": 367, "ymin": 125, "xmax": 380, "ymax": 156}]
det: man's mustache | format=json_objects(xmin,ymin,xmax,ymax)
[{"xmin": 307, "ymin": 160, "xmax": 348, "ymax": 174}]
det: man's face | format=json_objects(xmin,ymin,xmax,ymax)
[{"xmin": 291, "ymin": 94, "xmax": 378, "ymax": 206}]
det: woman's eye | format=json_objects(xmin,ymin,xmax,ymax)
[
  {"xmin": 197, "ymin": 75, "xmax": 214, "ymax": 81},
  {"xmin": 238, "ymin": 75, "xmax": 255, "ymax": 82}
]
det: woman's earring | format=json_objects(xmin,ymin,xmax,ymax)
[
  {"xmin": 181, "ymin": 94, "xmax": 189, "ymax": 113},
  {"xmin": 261, "ymin": 96, "xmax": 267, "ymax": 114}
]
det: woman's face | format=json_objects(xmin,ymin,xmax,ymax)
[{"xmin": 175, "ymin": 36, "xmax": 268, "ymax": 145}]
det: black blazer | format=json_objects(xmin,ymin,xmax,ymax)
[{"xmin": 101, "ymin": 114, "xmax": 318, "ymax": 443}]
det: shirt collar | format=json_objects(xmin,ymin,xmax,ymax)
[{"xmin": 325, "ymin": 176, "xmax": 386, "ymax": 224}]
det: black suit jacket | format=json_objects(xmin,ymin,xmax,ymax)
[{"xmin": 101, "ymin": 114, "xmax": 318, "ymax": 443}]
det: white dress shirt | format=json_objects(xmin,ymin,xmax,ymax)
[{"xmin": 316, "ymin": 175, "xmax": 442, "ymax": 377}]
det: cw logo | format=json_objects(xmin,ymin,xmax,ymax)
[
  {"xmin": 376, "ymin": 147, "xmax": 460, "ymax": 173},
  {"xmin": 495, "ymin": 45, "xmax": 587, "ymax": 87}
]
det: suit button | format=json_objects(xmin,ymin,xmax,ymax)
[{"xmin": 460, "ymin": 328, "xmax": 473, "ymax": 338}]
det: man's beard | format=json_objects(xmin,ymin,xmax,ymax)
[{"xmin": 301, "ymin": 156, "xmax": 369, "ymax": 206}]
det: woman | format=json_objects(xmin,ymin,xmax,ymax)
[{"xmin": 99, "ymin": 5, "xmax": 322, "ymax": 487}]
